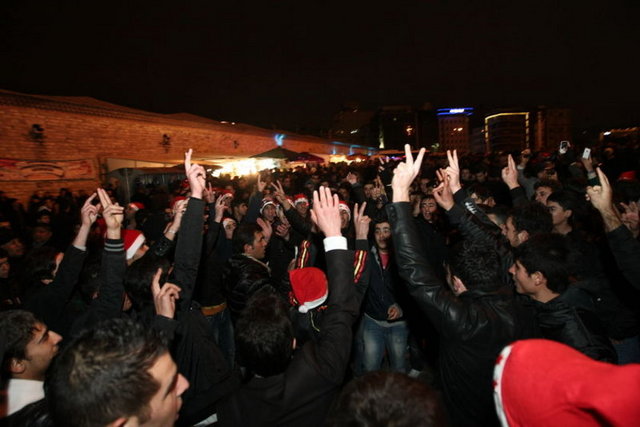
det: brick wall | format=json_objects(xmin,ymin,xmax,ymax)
[{"xmin": 0, "ymin": 91, "xmax": 371, "ymax": 204}]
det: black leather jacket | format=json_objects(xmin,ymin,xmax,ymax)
[{"xmin": 386, "ymin": 202, "xmax": 537, "ymax": 426}]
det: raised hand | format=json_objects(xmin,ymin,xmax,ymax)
[
  {"xmin": 391, "ymin": 144, "xmax": 426, "ymax": 202},
  {"xmin": 432, "ymin": 169, "xmax": 454, "ymax": 211},
  {"xmin": 257, "ymin": 173, "xmax": 267, "ymax": 193},
  {"xmin": 256, "ymin": 217, "xmax": 273, "ymax": 242},
  {"xmin": 501, "ymin": 154, "xmax": 520, "ymax": 190},
  {"xmin": 586, "ymin": 168, "xmax": 614, "ymax": 213},
  {"xmin": 151, "ymin": 268, "xmax": 181, "ymax": 319},
  {"xmin": 620, "ymin": 201, "xmax": 640, "ymax": 238},
  {"xmin": 185, "ymin": 148, "xmax": 206, "ymax": 199},
  {"xmin": 97, "ymin": 188, "xmax": 124, "ymax": 232},
  {"xmin": 203, "ymin": 182, "xmax": 216, "ymax": 204},
  {"xmin": 213, "ymin": 194, "xmax": 227, "ymax": 222},
  {"xmin": 445, "ymin": 149, "xmax": 461, "ymax": 193},
  {"xmin": 310, "ymin": 186, "xmax": 342, "ymax": 237},
  {"xmin": 80, "ymin": 193, "xmax": 98, "ymax": 227},
  {"xmin": 274, "ymin": 221, "xmax": 291, "ymax": 240},
  {"xmin": 353, "ymin": 202, "xmax": 371, "ymax": 239}
]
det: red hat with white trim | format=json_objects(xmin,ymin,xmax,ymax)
[
  {"xmin": 338, "ymin": 201, "xmax": 351, "ymax": 220},
  {"xmin": 128, "ymin": 202, "xmax": 145, "ymax": 211},
  {"xmin": 289, "ymin": 267, "xmax": 328, "ymax": 313},
  {"xmin": 494, "ymin": 339, "xmax": 640, "ymax": 427},
  {"xmin": 122, "ymin": 229, "xmax": 146, "ymax": 260},
  {"xmin": 293, "ymin": 194, "xmax": 309, "ymax": 206}
]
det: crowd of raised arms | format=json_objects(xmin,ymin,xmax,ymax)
[{"xmin": 1, "ymin": 144, "xmax": 639, "ymax": 426}]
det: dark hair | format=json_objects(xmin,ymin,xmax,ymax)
[
  {"xmin": 534, "ymin": 179, "xmax": 562, "ymax": 193},
  {"xmin": 0, "ymin": 247, "xmax": 8, "ymax": 259},
  {"xmin": 546, "ymin": 190, "xmax": 579, "ymax": 212},
  {"xmin": 46, "ymin": 318, "xmax": 168, "ymax": 427},
  {"xmin": 467, "ymin": 183, "xmax": 493, "ymax": 201},
  {"xmin": 231, "ymin": 198, "xmax": 248, "ymax": 209},
  {"xmin": 513, "ymin": 233, "xmax": 570, "ymax": 294},
  {"xmin": 124, "ymin": 253, "xmax": 170, "ymax": 309},
  {"xmin": 448, "ymin": 240, "xmax": 501, "ymax": 290},
  {"xmin": 232, "ymin": 223, "xmax": 262, "ymax": 254},
  {"xmin": 480, "ymin": 205, "xmax": 509, "ymax": 226},
  {"xmin": 235, "ymin": 289, "xmax": 294, "ymax": 377},
  {"xmin": 21, "ymin": 247, "xmax": 60, "ymax": 292},
  {"xmin": 509, "ymin": 203, "xmax": 553, "ymax": 236},
  {"xmin": 327, "ymin": 371, "xmax": 446, "ymax": 427},
  {"xmin": 0, "ymin": 310, "xmax": 39, "ymax": 377}
]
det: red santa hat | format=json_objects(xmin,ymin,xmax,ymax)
[
  {"xmin": 128, "ymin": 202, "xmax": 145, "ymax": 211},
  {"xmin": 293, "ymin": 193, "xmax": 309, "ymax": 206},
  {"xmin": 289, "ymin": 267, "xmax": 328, "ymax": 313},
  {"xmin": 493, "ymin": 339, "xmax": 640, "ymax": 427},
  {"xmin": 338, "ymin": 201, "xmax": 351, "ymax": 220},
  {"xmin": 618, "ymin": 171, "xmax": 637, "ymax": 181},
  {"xmin": 122, "ymin": 229, "xmax": 146, "ymax": 260},
  {"xmin": 260, "ymin": 198, "xmax": 277, "ymax": 214}
]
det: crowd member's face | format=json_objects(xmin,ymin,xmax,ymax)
[
  {"xmin": 339, "ymin": 211, "xmax": 350, "ymax": 230},
  {"xmin": 363, "ymin": 184, "xmax": 374, "ymax": 199},
  {"xmin": 475, "ymin": 171, "xmax": 487, "ymax": 183},
  {"xmin": 420, "ymin": 198, "xmax": 437, "ymax": 221},
  {"xmin": 143, "ymin": 352, "xmax": 189, "ymax": 427},
  {"xmin": 503, "ymin": 216, "xmax": 523, "ymax": 247},
  {"xmin": 461, "ymin": 168, "xmax": 472, "ymax": 182},
  {"xmin": 245, "ymin": 231, "xmax": 267, "ymax": 259},
  {"xmin": 32, "ymin": 226, "xmax": 52, "ymax": 244},
  {"xmin": 509, "ymin": 261, "xmax": 537, "ymax": 297},
  {"xmin": 224, "ymin": 220, "xmax": 237, "ymax": 239},
  {"xmin": 338, "ymin": 188, "xmax": 350, "ymax": 202},
  {"xmin": 374, "ymin": 222, "xmax": 392, "ymax": 250},
  {"xmin": 537, "ymin": 167, "xmax": 558, "ymax": 182},
  {"xmin": 534, "ymin": 186, "xmax": 553, "ymax": 205},
  {"xmin": 419, "ymin": 179, "xmax": 430, "ymax": 195},
  {"xmin": 234, "ymin": 203, "xmax": 248, "ymax": 217},
  {"xmin": 0, "ymin": 256, "xmax": 9, "ymax": 279},
  {"xmin": 2, "ymin": 238, "xmax": 25, "ymax": 257},
  {"xmin": 547, "ymin": 201, "xmax": 571, "ymax": 227},
  {"xmin": 20, "ymin": 322, "xmax": 62, "ymax": 380},
  {"xmin": 262, "ymin": 205, "xmax": 277, "ymax": 223},
  {"xmin": 295, "ymin": 201, "xmax": 309, "ymax": 217}
]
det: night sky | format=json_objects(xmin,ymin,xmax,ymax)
[{"xmin": 1, "ymin": 0, "xmax": 639, "ymax": 134}]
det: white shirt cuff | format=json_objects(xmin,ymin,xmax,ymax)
[{"xmin": 323, "ymin": 236, "xmax": 347, "ymax": 252}]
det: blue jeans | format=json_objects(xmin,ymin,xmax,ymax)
[
  {"xmin": 358, "ymin": 313, "xmax": 409, "ymax": 373},
  {"xmin": 205, "ymin": 307, "xmax": 235, "ymax": 367}
]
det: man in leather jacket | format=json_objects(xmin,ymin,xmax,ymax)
[{"xmin": 385, "ymin": 146, "xmax": 537, "ymax": 426}]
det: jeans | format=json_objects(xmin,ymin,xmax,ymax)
[
  {"xmin": 205, "ymin": 307, "xmax": 235, "ymax": 367},
  {"xmin": 358, "ymin": 313, "xmax": 409, "ymax": 373}
]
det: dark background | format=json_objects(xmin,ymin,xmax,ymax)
[{"xmin": 1, "ymin": 0, "xmax": 639, "ymax": 134}]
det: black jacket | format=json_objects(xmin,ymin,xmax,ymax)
[
  {"xmin": 217, "ymin": 245, "xmax": 359, "ymax": 427},
  {"xmin": 386, "ymin": 202, "xmax": 537, "ymax": 427},
  {"xmin": 224, "ymin": 254, "xmax": 272, "ymax": 321}
]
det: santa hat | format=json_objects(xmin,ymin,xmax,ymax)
[
  {"xmin": 493, "ymin": 339, "xmax": 640, "ymax": 427},
  {"xmin": 618, "ymin": 171, "xmax": 637, "ymax": 181},
  {"xmin": 222, "ymin": 217, "xmax": 236, "ymax": 229},
  {"xmin": 289, "ymin": 267, "xmax": 328, "ymax": 313},
  {"xmin": 170, "ymin": 196, "xmax": 187, "ymax": 210},
  {"xmin": 128, "ymin": 202, "xmax": 145, "ymax": 211},
  {"xmin": 122, "ymin": 229, "xmax": 146, "ymax": 260},
  {"xmin": 260, "ymin": 198, "xmax": 277, "ymax": 214},
  {"xmin": 293, "ymin": 194, "xmax": 309, "ymax": 206},
  {"xmin": 338, "ymin": 201, "xmax": 351, "ymax": 220}
]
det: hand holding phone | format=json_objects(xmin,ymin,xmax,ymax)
[{"xmin": 582, "ymin": 148, "xmax": 591, "ymax": 159}]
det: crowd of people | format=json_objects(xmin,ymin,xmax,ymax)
[{"xmin": 0, "ymin": 142, "xmax": 639, "ymax": 426}]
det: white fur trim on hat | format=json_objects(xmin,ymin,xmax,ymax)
[
  {"xmin": 298, "ymin": 293, "xmax": 328, "ymax": 314},
  {"xmin": 125, "ymin": 233, "xmax": 145, "ymax": 260}
]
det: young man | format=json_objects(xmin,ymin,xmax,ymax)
[
  {"xmin": 510, "ymin": 233, "xmax": 616, "ymax": 362},
  {"xmin": 217, "ymin": 187, "xmax": 359, "ymax": 426},
  {"xmin": 0, "ymin": 310, "xmax": 62, "ymax": 415},
  {"xmin": 358, "ymin": 220, "xmax": 409, "ymax": 374},
  {"xmin": 47, "ymin": 318, "xmax": 189, "ymax": 427},
  {"xmin": 386, "ymin": 145, "xmax": 537, "ymax": 426}
]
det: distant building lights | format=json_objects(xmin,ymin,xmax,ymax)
[
  {"xmin": 437, "ymin": 108, "xmax": 474, "ymax": 116},
  {"xmin": 350, "ymin": 129, "xmax": 359, "ymax": 134}
]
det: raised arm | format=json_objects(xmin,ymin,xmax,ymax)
[{"xmin": 173, "ymin": 149, "xmax": 206, "ymax": 309}]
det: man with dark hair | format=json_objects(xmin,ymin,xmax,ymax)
[
  {"xmin": 225, "ymin": 223, "xmax": 272, "ymax": 321},
  {"xmin": 533, "ymin": 179, "xmax": 562, "ymax": 205},
  {"xmin": 386, "ymin": 146, "xmax": 537, "ymax": 426},
  {"xmin": 0, "ymin": 310, "xmax": 61, "ymax": 415},
  {"xmin": 327, "ymin": 371, "xmax": 446, "ymax": 427},
  {"xmin": 217, "ymin": 186, "xmax": 359, "ymax": 426},
  {"xmin": 46, "ymin": 318, "xmax": 189, "ymax": 427},
  {"xmin": 504, "ymin": 202, "xmax": 553, "ymax": 248},
  {"xmin": 511, "ymin": 233, "xmax": 616, "ymax": 362}
]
